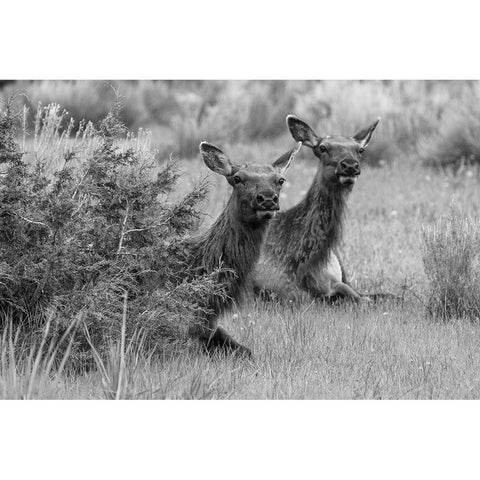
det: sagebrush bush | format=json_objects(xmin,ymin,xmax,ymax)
[
  {"xmin": 0, "ymin": 81, "xmax": 172, "ymax": 132},
  {"xmin": 0, "ymin": 100, "xmax": 23, "ymax": 165},
  {"xmin": 4, "ymin": 80, "xmax": 480, "ymax": 167},
  {"xmin": 5, "ymin": 79, "xmax": 479, "ymax": 165},
  {"xmin": 418, "ymin": 85, "xmax": 480, "ymax": 169},
  {"xmin": 161, "ymin": 81, "xmax": 297, "ymax": 158},
  {"xmin": 1, "ymin": 81, "xmax": 299, "ymax": 160},
  {"xmin": 0, "ymin": 97, "xmax": 224, "ymax": 367},
  {"xmin": 422, "ymin": 204, "xmax": 480, "ymax": 321}
]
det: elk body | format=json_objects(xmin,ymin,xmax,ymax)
[
  {"xmin": 253, "ymin": 115, "xmax": 380, "ymax": 303},
  {"xmin": 178, "ymin": 141, "xmax": 299, "ymax": 357}
]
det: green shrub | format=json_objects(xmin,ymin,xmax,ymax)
[
  {"xmin": 422, "ymin": 204, "xmax": 480, "ymax": 321},
  {"xmin": 0, "ymin": 97, "xmax": 222, "ymax": 367}
]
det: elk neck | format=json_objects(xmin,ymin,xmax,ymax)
[
  {"xmin": 301, "ymin": 169, "xmax": 350, "ymax": 244},
  {"xmin": 197, "ymin": 194, "xmax": 269, "ymax": 278},
  {"xmin": 270, "ymin": 166, "xmax": 350, "ymax": 268}
]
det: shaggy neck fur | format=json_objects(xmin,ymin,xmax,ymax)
[
  {"xmin": 200, "ymin": 197, "xmax": 267, "ymax": 272},
  {"xmin": 189, "ymin": 194, "xmax": 269, "ymax": 313},
  {"xmin": 268, "ymin": 166, "xmax": 350, "ymax": 270},
  {"xmin": 301, "ymin": 175, "xmax": 348, "ymax": 254}
]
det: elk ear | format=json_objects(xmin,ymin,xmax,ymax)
[
  {"xmin": 286, "ymin": 115, "xmax": 320, "ymax": 148},
  {"xmin": 353, "ymin": 117, "xmax": 381, "ymax": 149},
  {"xmin": 199, "ymin": 142, "xmax": 233, "ymax": 177},
  {"xmin": 272, "ymin": 142, "xmax": 301, "ymax": 174}
]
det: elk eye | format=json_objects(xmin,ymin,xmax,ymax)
[
  {"xmin": 233, "ymin": 175, "xmax": 243, "ymax": 185},
  {"xmin": 319, "ymin": 145, "xmax": 327, "ymax": 153},
  {"xmin": 278, "ymin": 178, "xmax": 286, "ymax": 186},
  {"xmin": 358, "ymin": 147, "xmax": 365, "ymax": 154}
]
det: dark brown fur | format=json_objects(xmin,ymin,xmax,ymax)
[{"xmin": 254, "ymin": 115, "xmax": 380, "ymax": 303}]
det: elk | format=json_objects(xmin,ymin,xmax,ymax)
[
  {"xmin": 253, "ymin": 114, "xmax": 380, "ymax": 303},
  {"xmin": 179, "ymin": 141, "xmax": 300, "ymax": 357}
]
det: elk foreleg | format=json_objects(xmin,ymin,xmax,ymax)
[
  {"xmin": 299, "ymin": 270, "xmax": 330, "ymax": 299},
  {"xmin": 206, "ymin": 325, "xmax": 252, "ymax": 358},
  {"xmin": 299, "ymin": 268, "xmax": 363, "ymax": 303},
  {"xmin": 328, "ymin": 281, "xmax": 363, "ymax": 303},
  {"xmin": 194, "ymin": 316, "xmax": 252, "ymax": 358}
]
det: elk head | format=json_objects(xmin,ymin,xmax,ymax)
[
  {"xmin": 286, "ymin": 114, "xmax": 380, "ymax": 189},
  {"xmin": 199, "ymin": 141, "xmax": 301, "ymax": 224}
]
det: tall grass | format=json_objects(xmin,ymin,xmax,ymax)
[
  {"xmin": 422, "ymin": 204, "xmax": 480, "ymax": 321},
  {"xmin": 84, "ymin": 291, "xmax": 153, "ymax": 399},
  {"xmin": 0, "ymin": 314, "xmax": 76, "ymax": 399}
]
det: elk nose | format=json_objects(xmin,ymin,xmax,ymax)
[
  {"xmin": 339, "ymin": 159, "xmax": 360, "ymax": 176},
  {"xmin": 256, "ymin": 193, "xmax": 279, "ymax": 210}
]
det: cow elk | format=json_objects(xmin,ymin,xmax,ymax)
[
  {"xmin": 254, "ymin": 114, "xmax": 380, "ymax": 303},
  {"xmin": 179, "ymin": 141, "xmax": 300, "ymax": 357}
]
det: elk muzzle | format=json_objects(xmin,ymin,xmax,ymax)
[
  {"xmin": 336, "ymin": 159, "xmax": 360, "ymax": 185},
  {"xmin": 254, "ymin": 192, "xmax": 279, "ymax": 219}
]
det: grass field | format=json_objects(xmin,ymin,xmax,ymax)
[
  {"xmin": 2, "ymin": 81, "xmax": 480, "ymax": 399},
  {"xmin": 4, "ymin": 140, "xmax": 480, "ymax": 399},
  {"xmin": 16, "ymin": 301, "xmax": 480, "ymax": 399}
]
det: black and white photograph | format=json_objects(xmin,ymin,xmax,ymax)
[
  {"xmin": 2, "ymin": 78, "xmax": 480, "ymax": 400},
  {"xmin": 2, "ymin": 1, "xmax": 480, "ymax": 479}
]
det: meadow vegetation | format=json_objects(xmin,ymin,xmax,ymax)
[
  {"xmin": 0, "ymin": 97, "xmax": 221, "ymax": 372},
  {"xmin": 5, "ymin": 80, "xmax": 480, "ymax": 167},
  {"xmin": 2, "ymin": 80, "xmax": 480, "ymax": 399},
  {"xmin": 422, "ymin": 205, "xmax": 480, "ymax": 320}
]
